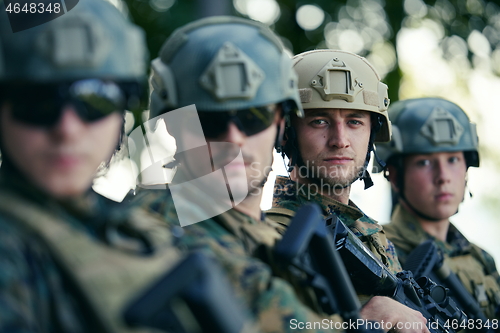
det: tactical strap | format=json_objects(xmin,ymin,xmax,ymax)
[
  {"xmin": 0, "ymin": 190, "xmax": 180, "ymax": 333},
  {"xmin": 446, "ymin": 254, "xmax": 500, "ymax": 318}
]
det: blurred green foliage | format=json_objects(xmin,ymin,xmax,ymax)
[{"xmin": 124, "ymin": 0, "xmax": 500, "ymax": 105}]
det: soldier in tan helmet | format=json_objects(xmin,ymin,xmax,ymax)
[{"xmin": 267, "ymin": 50, "xmax": 430, "ymax": 332}]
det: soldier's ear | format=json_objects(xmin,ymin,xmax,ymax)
[{"xmin": 386, "ymin": 165, "xmax": 400, "ymax": 193}]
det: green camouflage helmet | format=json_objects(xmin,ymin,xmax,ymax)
[
  {"xmin": 374, "ymin": 97, "xmax": 479, "ymax": 172},
  {"xmin": 0, "ymin": 0, "xmax": 147, "ymax": 85},
  {"xmin": 149, "ymin": 16, "xmax": 303, "ymax": 119},
  {"xmin": 292, "ymin": 49, "xmax": 391, "ymax": 142}
]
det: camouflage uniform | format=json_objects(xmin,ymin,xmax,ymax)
[
  {"xmin": 384, "ymin": 204, "xmax": 500, "ymax": 319},
  {"xmin": 134, "ymin": 187, "xmax": 343, "ymax": 333},
  {"xmin": 267, "ymin": 176, "xmax": 402, "ymax": 278},
  {"xmin": 0, "ymin": 163, "xmax": 182, "ymax": 333}
]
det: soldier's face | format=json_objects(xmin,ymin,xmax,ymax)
[
  {"xmin": 402, "ymin": 151, "xmax": 467, "ymax": 220},
  {"xmin": 180, "ymin": 108, "xmax": 282, "ymax": 200},
  {"xmin": 0, "ymin": 103, "xmax": 123, "ymax": 199},
  {"xmin": 291, "ymin": 108, "xmax": 371, "ymax": 191}
]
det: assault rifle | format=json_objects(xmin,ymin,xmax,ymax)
[
  {"xmin": 274, "ymin": 203, "xmax": 382, "ymax": 332},
  {"xmin": 123, "ymin": 251, "xmax": 256, "ymax": 333},
  {"xmin": 404, "ymin": 240, "xmax": 494, "ymax": 333},
  {"xmin": 275, "ymin": 203, "xmax": 467, "ymax": 333}
]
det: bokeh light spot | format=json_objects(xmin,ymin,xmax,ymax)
[
  {"xmin": 149, "ymin": 0, "xmax": 176, "ymax": 12},
  {"xmin": 296, "ymin": 4, "xmax": 325, "ymax": 31},
  {"xmin": 239, "ymin": 0, "xmax": 280, "ymax": 25},
  {"xmin": 468, "ymin": 30, "xmax": 491, "ymax": 58},
  {"xmin": 404, "ymin": 0, "xmax": 428, "ymax": 18},
  {"xmin": 338, "ymin": 29, "xmax": 364, "ymax": 54}
]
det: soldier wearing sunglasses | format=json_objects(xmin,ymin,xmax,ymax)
[
  {"xmin": 0, "ymin": 1, "xmax": 191, "ymax": 332},
  {"xmin": 133, "ymin": 17, "xmax": 346, "ymax": 332}
]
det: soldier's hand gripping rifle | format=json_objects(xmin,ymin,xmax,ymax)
[
  {"xmin": 404, "ymin": 240, "xmax": 495, "ymax": 333},
  {"xmin": 274, "ymin": 203, "xmax": 467, "ymax": 333}
]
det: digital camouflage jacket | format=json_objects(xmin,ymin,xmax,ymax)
[
  {"xmin": 267, "ymin": 176, "xmax": 402, "ymax": 277},
  {"xmin": 0, "ymin": 164, "xmax": 181, "ymax": 333},
  {"xmin": 384, "ymin": 204, "xmax": 500, "ymax": 319},
  {"xmin": 133, "ymin": 186, "xmax": 343, "ymax": 333}
]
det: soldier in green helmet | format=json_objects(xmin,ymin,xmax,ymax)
[
  {"xmin": 0, "ymin": 1, "xmax": 198, "ymax": 331},
  {"xmin": 266, "ymin": 49, "xmax": 433, "ymax": 332},
  {"xmin": 132, "ymin": 16, "xmax": 350, "ymax": 332},
  {"xmin": 375, "ymin": 97, "xmax": 500, "ymax": 320}
]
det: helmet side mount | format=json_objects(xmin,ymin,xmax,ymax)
[
  {"xmin": 420, "ymin": 106, "xmax": 464, "ymax": 146},
  {"xmin": 311, "ymin": 57, "xmax": 362, "ymax": 103},
  {"xmin": 200, "ymin": 42, "xmax": 265, "ymax": 101}
]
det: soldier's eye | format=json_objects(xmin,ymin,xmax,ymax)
[
  {"xmin": 311, "ymin": 119, "xmax": 328, "ymax": 125},
  {"xmin": 416, "ymin": 159, "xmax": 430, "ymax": 167}
]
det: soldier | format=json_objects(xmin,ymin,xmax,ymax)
[
  {"xmin": 266, "ymin": 49, "xmax": 429, "ymax": 332},
  {"xmin": 133, "ymin": 16, "xmax": 345, "ymax": 332},
  {"xmin": 0, "ymin": 1, "xmax": 192, "ymax": 331},
  {"xmin": 374, "ymin": 97, "xmax": 500, "ymax": 320}
]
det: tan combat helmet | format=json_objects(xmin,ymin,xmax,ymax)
[
  {"xmin": 292, "ymin": 49, "xmax": 391, "ymax": 142},
  {"xmin": 282, "ymin": 49, "xmax": 392, "ymax": 189}
]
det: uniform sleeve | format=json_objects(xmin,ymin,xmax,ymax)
[
  {"xmin": 180, "ymin": 221, "xmax": 343, "ymax": 333},
  {"xmin": 0, "ymin": 222, "xmax": 48, "ymax": 333},
  {"xmin": 0, "ymin": 221, "xmax": 84, "ymax": 333},
  {"xmin": 135, "ymin": 191, "xmax": 344, "ymax": 332},
  {"xmin": 385, "ymin": 238, "xmax": 403, "ymax": 273},
  {"xmin": 479, "ymin": 247, "xmax": 500, "ymax": 284}
]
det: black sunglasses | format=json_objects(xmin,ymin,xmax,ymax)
[
  {"xmin": 196, "ymin": 105, "xmax": 278, "ymax": 139},
  {"xmin": 1, "ymin": 79, "xmax": 139, "ymax": 127}
]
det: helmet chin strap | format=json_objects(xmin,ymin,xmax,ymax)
[
  {"xmin": 359, "ymin": 144, "xmax": 374, "ymax": 190},
  {"xmin": 359, "ymin": 114, "xmax": 386, "ymax": 190},
  {"xmin": 279, "ymin": 126, "xmax": 301, "ymax": 174}
]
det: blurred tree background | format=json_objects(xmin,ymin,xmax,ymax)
[
  {"xmin": 105, "ymin": 0, "xmax": 500, "ymax": 259},
  {"xmin": 122, "ymin": 0, "xmax": 500, "ymax": 103}
]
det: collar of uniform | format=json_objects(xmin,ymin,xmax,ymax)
[
  {"xmin": 0, "ymin": 160, "xmax": 49, "ymax": 205},
  {"xmin": 444, "ymin": 221, "xmax": 473, "ymax": 255},
  {"xmin": 389, "ymin": 204, "xmax": 430, "ymax": 250},
  {"xmin": 215, "ymin": 208, "xmax": 282, "ymax": 252},
  {"xmin": 272, "ymin": 176, "xmax": 382, "ymax": 237},
  {"xmin": 0, "ymin": 160, "xmax": 103, "ymax": 216},
  {"xmin": 0, "ymin": 159, "xmax": 130, "ymax": 237},
  {"xmin": 392, "ymin": 204, "xmax": 472, "ymax": 256}
]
